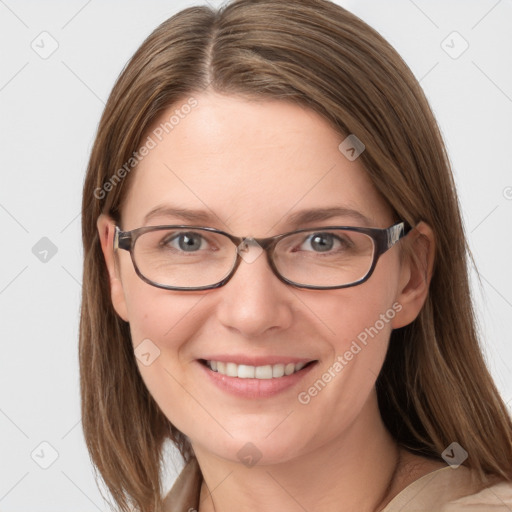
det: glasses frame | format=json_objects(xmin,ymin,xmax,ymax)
[{"xmin": 114, "ymin": 221, "xmax": 412, "ymax": 291}]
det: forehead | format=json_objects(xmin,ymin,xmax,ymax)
[{"xmin": 121, "ymin": 92, "xmax": 392, "ymax": 234}]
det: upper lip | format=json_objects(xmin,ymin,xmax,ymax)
[{"xmin": 199, "ymin": 355, "xmax": 317, "ymax": 366}]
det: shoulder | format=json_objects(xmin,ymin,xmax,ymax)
[
  {"xmin": 441, "ymin": 478, "xmax": 512, "ymax": 511},
  {"xmin": 383, "ymin": 448, "xmax": 512, "ymax": 511},
  {"xmin": 162, "ymin": 456, "xmax": 202, "ymax": 512}
]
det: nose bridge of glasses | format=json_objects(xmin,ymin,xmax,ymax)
[{"xmin": 235, "ymin": 236, "xmax": 269, "ymax": 265}]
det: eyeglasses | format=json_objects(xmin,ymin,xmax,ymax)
[{"xmin": 113, "ymin": 221, "xmax": 411, "ymax": 291}]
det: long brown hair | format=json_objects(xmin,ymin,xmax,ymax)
[{"xmin": 80, "ymin": 0, "xmax": 512, "ymax": 510}]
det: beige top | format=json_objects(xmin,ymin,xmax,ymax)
[{"xmin": 163, "ymin": 456, "xmax": 512, "ymax": 511}]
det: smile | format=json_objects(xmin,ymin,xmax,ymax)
[
  {"xmin": 205, "ymin": 360, "xmax": 313, "ymax": 379},
  {"xmin": 197, "ymin": 358, "xmax": 318, "ymax": 398}
]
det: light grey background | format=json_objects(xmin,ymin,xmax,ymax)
[{"xmin": 1, "ymin": 0, "xmax": 511, "ymax": 510}]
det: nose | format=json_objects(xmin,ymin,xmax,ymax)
[{"xmin": 214, "ymin": 242, "xmax": 294, "ymax": 339}]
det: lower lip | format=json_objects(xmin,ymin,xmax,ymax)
[{"xmin": 196, "ymin": 360, "xmax": 318, "ymax": 399}]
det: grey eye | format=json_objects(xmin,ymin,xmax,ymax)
[
  {"xmin": 163, "ymin": 232, "xmax": 207, "ymax": 252},
  {"xmin": 299, "ymin": 232, "xmax": 350, "ymax": 253}
]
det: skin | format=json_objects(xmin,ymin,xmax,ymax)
[{"xmin": 98, "ymin": 92, "xmax": 442, "ymax": 511}]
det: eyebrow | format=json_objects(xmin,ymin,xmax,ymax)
[{"xmin": 142, "ymin": 205, "xmax": 374, "ymax": 229}]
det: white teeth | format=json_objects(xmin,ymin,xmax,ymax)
[
  {"xmin": 226, "ymin": 362, "xmax": 238, "ymax": 377},
  {"xmin": 237, "ymin": 364, "xmax": 255, "ymax": 378},
  {"xmin": 284, "ymin": 362, "xmax": 295, "ymax": 376},
  {"xmin": 206, "ymin": 360, "xmax": 311, "ymax": 379},
  {"xmin": 255, "ymin": 365, "xmax": 273, "ymax": 379},
  {"xmin": 272, "ymin": 364, "xmax": 285, "ymax": 378}
]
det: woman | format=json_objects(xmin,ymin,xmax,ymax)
[{"xmin": 80, "ymin": 0, "xmax": 512, "ymax": 511}]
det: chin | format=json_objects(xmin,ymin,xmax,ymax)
[{"xmin": 196, "ymin": 432, "xmax": 309, "ymax": 468}]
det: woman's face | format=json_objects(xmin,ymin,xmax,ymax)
[{"xmin": 101, "ymin": 92, "xmax": 413, "ymax": 465}]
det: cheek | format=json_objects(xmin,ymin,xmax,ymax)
[
  {"xmin": 123, "ymin": 285, "xmax": 211, "ymax": 435},
  {"xmin": 304, "ymin": 255, "xmax": 402, "ymax": 398},
  {"xmin": 317, "ymin": 270, "xmax": 400, "ymax": 358},
  {"xmin": 296, "ymin": 288, "xmax": 400, "ymax": 434},
  {"xmin": 121, "ymin": 269, "xmax": 204, "ymax": 350},
  {"xmin": 316, "ymin": 289, "xmax": 397, "ymax": 392}
]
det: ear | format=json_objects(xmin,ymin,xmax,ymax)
[
  {"xmin": 97, "ymin": 213, "xmax": 129, "ymax": 322},
  {"xmin": 391, "ymin": 221, "xmax": 435, "ymax": 329}
]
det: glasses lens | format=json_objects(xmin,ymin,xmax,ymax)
[
  {"xmin": 131, "ymin": 227, "xmax": 376, "ymax": 289},
  {"xmin": 273, "ymin": 229, "xmax": 375, "ymax": 287},
  {"xmin": 133, "ymin": 228, "xmax": 237, "ymax": 288}
]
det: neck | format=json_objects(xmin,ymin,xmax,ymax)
[{"xmin": 195, "ymin": 392, "xmax": 401, "ymax": 512}]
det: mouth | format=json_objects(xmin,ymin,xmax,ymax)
[
  {"xmin": 200, "ymin": 359, "xmax": 317, "ymax": 379},
  {"xmin": 196, "ymin": 355, "xmax": 319, "ymax": 398}
]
